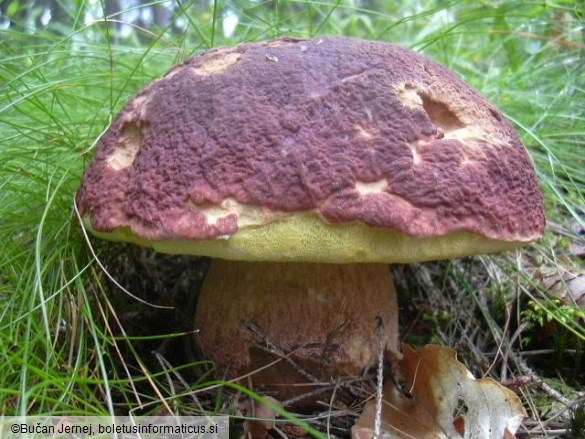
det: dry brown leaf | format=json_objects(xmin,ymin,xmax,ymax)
[
  {"xmin": 542, "ymin": 271, "xmax": 585, "ymax": 308},
  {"xmin": 239, "ymin": 396, "xmax": 282, "ymax": 439},
  {"xmin": 352, "ymin": 345, "xmax": 526, "ymax": 439}
]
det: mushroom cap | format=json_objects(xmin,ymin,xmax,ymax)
[{"xmin": 76, "ymin": 37, "xmax": 545, "ymax": 263}]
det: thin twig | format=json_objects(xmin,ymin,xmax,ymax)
[
  {"xmin": 282, "ymin": 376, "xmax": 372, "ymax": 408},
  {"xmin": 519, "ymin": 349, "xmax": 580, "ymax": 357},
  {"xmin": 245, "ymin": 320, "xmax": 320, "ymax": 383},
  {"xmin": 374, "ymin": 316, "xmax": 385, "ymax": 439},
  {"xmin": 511, "ymin": 351, "xmax": 572, "ymax": 407},
  {"xmin": 280, "ymin": 385, "xmax": 334, "ymax": 408}
]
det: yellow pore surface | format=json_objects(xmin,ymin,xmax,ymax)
[{"xmin": 85, "ymin": 213, "xmax": 525, "ymax": 263}]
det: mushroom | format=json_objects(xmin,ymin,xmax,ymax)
[{"xmin": 76, "ymin": 37, "xmax": 545, "ymax": 406}]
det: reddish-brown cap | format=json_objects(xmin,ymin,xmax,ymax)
[{"xmin": 76, "ymin": 37, "xmax": 545, "ymax": 263}]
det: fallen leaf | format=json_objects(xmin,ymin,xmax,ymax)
[
  {"xmin": 352, "ymin": 345, "xmax": 526, "ymax": 439},
  {"xmin": 543, "ymin": 272, "xmax": 585, "ymax": 308},
  {"xmin": 239, "ymin": 396, "xmax": 282, "ymax": 439}
]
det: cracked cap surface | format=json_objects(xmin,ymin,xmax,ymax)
[{"xmin": 76, "ymin": 37, "xmax": 545, "ymax": 263}]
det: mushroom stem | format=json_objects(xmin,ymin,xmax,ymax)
[{"xmin": 194, "ymin": 260, "xmax": 399, "ymax": 406}]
